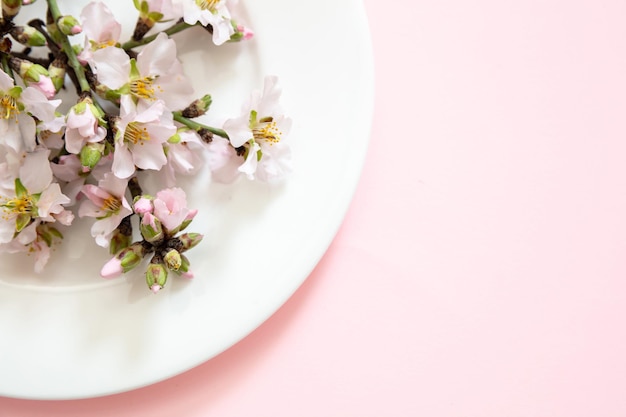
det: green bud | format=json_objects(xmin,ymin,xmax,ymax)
[
  {"xmin": 2, "ymin": 0, "xmax": 22, "ymax": 19},
  {"xmin": 117, "ymin": 243, "xmax": 145, "ymax": 272},
  {"xmin": 48, "ymin": 62, "xmax": 66, "ymax": 92},
  {"xmin": 109, "ymin": 226, "xmax": 132, "ymax": 255},
  {"xmin": 80, "ymin": 143, "xmax": 104, "ymax": 170},
  {"xmin": 140, "ymin": 214, "xmax": 163, "ymax": 243},
  {"xmin": 20, "ymin": 62, "xmax": 49, "ymax": 83},
  {"xmin": 179, "ymin": 233, "xmax": 203, "ymax": 251},
  {"xmin": 163, "ymin": 248, "xmax": 182, "ymax": 271},
  {"xmin": 179, "ymin": 254, "xmax": 190, "ymax": 273},
  {"xmin": 57, "ymin": 15, "xmax": 82, "ymax": 36},
  {"xmin": 146, "ymin": 262, "xmax": 168, "ymax": 293},
  {"xmin": 10, "ymin": 26, "xmax": 47, "ymax": 47}
]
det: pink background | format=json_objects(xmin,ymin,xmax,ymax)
[{"xmin": 3, "ymin": 0, "xmax": 626, "ymax": 415}]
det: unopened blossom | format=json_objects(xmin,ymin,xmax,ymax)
[
  {"xmin": 91, "ymin": 33, "xmax": 194, "ymax": 110},
  {"xmin": 152, "ymin": 187, "xmax": 196, "ymax": 231},
  {"xmin": 65, "ymin": 99, "xmax": 107, "ymax": 154},
  {"xmin": 112, "ymin": 96, "xmax": 177, "ymax": 179},
  {"xmin": 78, "ymin": 173, "xmax": 132, "ymax": 247},
  {"xmin": 78, "ymin": 1, "xmax": 122, "ymax": 65},
  {"xmin": 177, "ymin": 0, "xmax": 234, "ymax": 45},
  {"xmin": 222, "ymin": 76, "xmax": 292, "ymax": 181},
  {"xmin": 0, "ymin": 148, "xmax": 73, "ymax": 244}
]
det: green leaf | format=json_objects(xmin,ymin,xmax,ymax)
[
  {"xmin": 15, "ymin": 213, "xmax": 30, "ymax": 232},
  {"xmin": 148, "ymin": 12, "xmax": 164, "ymax": 22},
  {"xmin": 14, "ymin": 178, "xmax": 27, "ymax": 198},
  {"xmin": 133, "ymin": 0, "xmax": 141, "ymax": 10}
]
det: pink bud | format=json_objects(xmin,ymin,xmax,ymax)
[
  {"xmin": 150, "ymin": 284, "xmax": 162, "ymax": 294},
  {"xmin": 134, "ymin": 197, "xmax": 153, "ymax": 214},
  {"xmin": 71, "ymin": 25, "xmax": 82, "ymax": 35},
  {"xmin": 237, "ymin": 25, "xmax": 254, "ymax": 40},
  {"xmin": 185, "ymin": 209, "xmax": 198, "ymax": 221},
  {"xmin": 31, "ymin": 75, "xmax": 56, "ymax": 99},
  {"xmin": 181, "ymin": 271, "xmax": 194, "ymax": 279},
  {"xmin": 100, "ymin": 257, "xmax": 123, "ymax": 279}
]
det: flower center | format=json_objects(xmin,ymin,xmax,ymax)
[
  {"xmin": 2, "ymin": 195, "xmax": 33, "ymax": 214},
  {"xmin": 102, "ymin": 196, "xmax": 122, "ymax": 213},
  {"xmin": 0, "ymin": 94, "xmax": 19, "ymax": 119},
  {"xmin": 195, "ymin": 0, "xmax": 220, "ymax": 11},
  {"xmin": 91, "ymin": 39, "xmax": 117, "ymax": 51},
  {"xmin": 124, "ymin": 122, "xmax": 150, "ymax": 145},
  {"xmin": 253, "ymin": 118, "xmax": 282, "ymax": 145},
  {"xmin": 130, "ymin": 76, "xmax": 156, "ymax": 100}
]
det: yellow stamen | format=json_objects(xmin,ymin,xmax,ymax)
[
  {"xmin": 102, "ymin": 196, "xmax": 121, "ymax": 212},
  {"xmin": 0, "ymin": 94, "xmax": 19, "ymax": 119},
  {"xmin": 195, "ymin": 0, "xmax": 220, "ymax": 11},
  {"xmin": 1, "ymin": 194, "xmax": 33, "ymax": 219},
  {"xmin": 124, "ymin": 122, "xmax": 150, "ymax": 145},
  {"xmin": 253, "ymin": 119, "xmax": 282, "ymax": 145},
  {"xmin": 130, "ymin": 77, "xmax": 156, "ymax": 100}
]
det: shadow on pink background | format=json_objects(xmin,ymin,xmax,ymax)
[{"xmin": 3, "ymin": 0, "xmax": 626, "ymax": 415}]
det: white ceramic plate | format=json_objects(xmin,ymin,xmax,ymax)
[{"xmin": 0, "ymin": 0, "xmax": 373, "ymax": 399}]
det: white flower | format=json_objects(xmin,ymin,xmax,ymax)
[
  {"xmin": 0, "ymin": 69, "xmax": 61, "ymax": 153},
  {"xmin": 112, "ymin": 96, "xmax": 177, "ymax": 179},
  {"xmin": 0, "ymin": 149, "xmax": 73, "ymax": 244},
  {"xmin": 78, "ymin": 1, "xmax": 122, "ymax": 66},
  {"xmin": 78, "ymin": 173, "xmax": 132, "ymax": 247},
  {"xmin": 177, "ymin": 0, "xmax": 234, "ymax": 45},
  {"xmin": 91, "ymin": 33, "xmax": 194, "ymax": 110},
  {"xmin": 223, "ymin": 76, "xmax": 292, "ymax": 181}
]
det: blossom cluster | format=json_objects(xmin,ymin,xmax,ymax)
[{"xmin": 0, "ymin": 0, "xmax": 291, "ymax": 293}]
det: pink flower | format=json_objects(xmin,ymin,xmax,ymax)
[
  {"xmin": 0, "ymin": 69, "xmax": 61, "ymax": 154},
  {"xmin": 152, "ymin": 187, "xmax": 195, "ymax": 231},
  {"xmin": 179, "ymin": 0, "xmax": 234, "ymax": 45},
  {"xmin": 202, "ymin": 135, "xmax": 238, "ymax": 183},
  {"xmin": 222, "ymin": 76, "xmax": 292, "ymax": 181},
  {"xmin": 112, "ymin": 96, "xmax": 176, "ymax": 179},
  {"xmin": 78, "ymin": 173, "xmax": 132, "ymax": 247},
  {"xmin": 91, "ymin": 33, "xmax": 194, "ymax": 110},
  {"xmin": 65, "ymin": 101, "xmax": 107, "ymax": 154},
  {"xmin": 161, "ymin": 129, "xmax": 204, "ymax": 187},
  {"xmin": 0, "ymin": 149, "xmax": 73, "ymax": 243},
  {"xmin": 78, "ymin": 2, "xmax": 122, "ymax": 65}
]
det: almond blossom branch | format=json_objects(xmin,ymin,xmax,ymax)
[
  {"xmin": 46, "ymin": 0, "xmax": 90, "ymax": 93},
  {"xmin": 121, "ymin": 20, "xmax": 191, "ymax": 50},
  {"xmin": 172, "ymin": 111, "xmax": 228, "ymax": 140}
]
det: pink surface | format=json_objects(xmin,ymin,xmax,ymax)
[{"xmin": 3, "ymin": 0, "xmax": 626, "ymax": 415}]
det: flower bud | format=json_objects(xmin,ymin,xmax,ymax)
[
  {"xmin": 10, "ymin": 26, "xmax": 47, "ymax": 47},
  {"xmin": 100, "ymin": 257, "xmax": 123, "ymax": 279},
  {"xmin": 48, "ymin": 56, "xmax": 66, "ymax": 92},
  {"xmin": 163, "ymin": 248, "xmax": 182, "ymax": 271},
  {"xmin": 182, "ymin": 95, "xmax": 212, "ymax": 118},
  {"xmin": 80, "ymin": 143, "xmax": 104, "ymax": 171},
  {"xmin": 133, "ymin": 196, "xmax": 153, "ymax": 215},
  {"xmin": 109, "ymin": 224, "xmax": 132, "ymax": 255},
  {"xmin": 178, "ymin": 233, "xmax": 203, "ymax": 251},
  {"xmin": 57, "ymin": 15, "xmax": 82, "ymax": 36},
  {"xmin": 118, "ymin": 243, "xmax": 145, "ymax": 272},
  {"xmin": 2, "ymin": 0, "xmax": 21, "ymax": 19},
  {"xmin": 230, "ymin": 23, "xmax": 254, "ymax": 42},
  {"xmin": 16, "ymin": 60, "xmax": 55, "ymax": 98},
  {"xmin": 146, "ymin": 261, "xmax": 168, "ymax": 293},
  {"xmin": 140, "ymin": 212, "xmax": 163, "ymax": 243}
]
